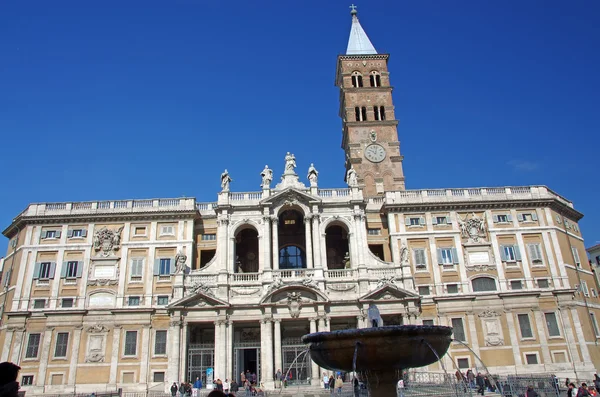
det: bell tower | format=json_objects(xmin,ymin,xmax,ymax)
[{"xmin": 336, "ymin": 5, "xmax": 405, "ymax": 196}]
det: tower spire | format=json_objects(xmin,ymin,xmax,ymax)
[{"xmin": 346, "ymin": 5, "xmax": 377, "ymax": 55}]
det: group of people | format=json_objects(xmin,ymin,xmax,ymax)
[
  {"xmin": 322, "ymin": 373, "xmax": 348, "ymax": 395},
  {"xmin": 455, "ymin": 369, "xmax": 497, "ymax": 395},
  {"xmin": 566, "ymin": 375, "xmax": 600, "ymax": 397}
]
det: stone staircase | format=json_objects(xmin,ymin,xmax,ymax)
[{"xmin": 270, "ymin": 386, "xmax": 505, "ymax": 397}]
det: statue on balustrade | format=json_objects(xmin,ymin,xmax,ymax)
[
  {"xmin": 284, "ymin": 152, "xmax": 297, "ymax": 174},
  {"xmin": 307, "ymin": 163, "xmax": 319, "ymax": 186},
  {"xmin": 346, "ymin": 166, "xmax": 358, "ymax": 187},
  {"xmin": 221, "ymin": 169, "xmax": 232, "ymax": 191},
  {"xmin": 260, "ymin": 165, "xmax": 273, "ymax": 188}
]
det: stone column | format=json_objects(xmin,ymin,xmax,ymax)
[
  {"xmin": 309, "ymin": 318, "xmax": 319, "ymax": 385},
  {"xmin": 262, "ymin": 215, "xmax": 272, "ymax": 271},
  {"xmin": 219, "ymin": 320, "xmax": 227, "ymax": 380},
  {"xmin": 466, "ymin": 314, "xmax": 481, "ymax": 361},
  {"xmin": 559, "ymin": 307, "xmax": 582, "ymax": 362},
  {"xmin": 304, "ymin": 217, "xmax": 314, "ymax": 268},
  {"xmin": 532, "ymin": 311, "xmax": 552, "ymax": 364},
  {"xmin": 428, "ymin": 237, "xmax": 443, "ymax": 295},
  {"xmin": 217, "ymin": 217, "xmax": 229, "ymax": 272},
  {"xmin": 180, "ymin": 324, "xmax": 188, "ymax": 382},
  {"xmin": 388, "ymin": 213, "xmax": 399, "ymax": 264},
  {"xmin": 168, "ymin": 321, "xmax": 182, "ymax": 383},
  {"xmin": 36, "ymin": 327, "xmax": 54, "ymax": 386},
  {"xmin": 1, "ymin": 328, "xmax": 15, "ymax": 362},
  {"xmin": 570, "ymin": 308, "xmax": 592, "ymax": 362},
  {"xmin": 504, "ymin": 311, "xmax": 524, "ymax": 367},
  {"xmin": 515, "ymin": 232, "xmax": 534, "ymax": 289},
  {"xmin": 68, "ymin": 326, "xmax": 83, "ymax": 389},
  {"xmin": 272, "ymin": 218, "xmax": 279, "ymax": 270},
  {"xmin": 226, "ymin": 320, "xmax": 234, "ymax": 381},
  {"xmin": 261, "ymin": 319, "xmax": 274, "ymax": 389},
  {"xmin": 311, "ymin": 215, "xmax": 322, "ymax": 268},
  {"xmin": 140, "ymin": 325, "xmax": 151, "ymax": 385},
  {"xmin": 9, "ymin": 327, "xmax": 25, "ymax": 363},
  {"xmin": 213, "ymin": 320, "xmax": 223, "ymax": 380},
  {"xmin": 109, "ymin": 326, "xmax": 122, "ymax": 386},
  {"xmin": 273, "ymin": 320, "xmax": 282, "ymax": 375}
]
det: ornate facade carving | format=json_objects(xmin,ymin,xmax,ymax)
[
  {"xmin": 326, "ymin": 283, "xmax": 356, "ymax": 292},
  {"xmin": 287, "ymin": 291, "xmax": 302, "ymax": 318},
  {"xmin": 458, "ymin": 212, "xmax": 487, "ymax": 243},
  {"xmin": 93, "ymin": 226, "xmax": 123, "ymax": 257},
  {"xmin": 87, "ymin": 325, "xmax": 109, "ymax": 333},
  {"xmin": 478, "ymin": 309, "xmax": 500, "ymax": 318},
  {"xmin": 87, "ymin": 279, "xmax": 119, "ymax": 286},
  {"xmin": 175, "ymin": 251, "xmax": 187, "ymax": 273},
  {"xmin": 230, "ymin": 287, "xmax": 262, "ymax": 297},
  {"xmin": 189, "ymin": 281, "xmax": 214, "ymax": 297},
  {"xmin": 376, "ymin": 275, "xmax": 397, "ymax": 289}
]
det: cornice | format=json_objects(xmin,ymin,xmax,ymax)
[{"xmin": 337, "ymin": 54, "xmax": 390, "ymax": 61}]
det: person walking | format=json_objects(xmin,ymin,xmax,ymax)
[
  {"xmin": 526, "ymin": 385, "xmax": 539, "ymax": 397},
  {"xmin": 578, "ymin": 383, "xmax": 591, "ymax": 397},
  {"xmin": 171, "ymin": 382, "xmax": 178, "ymax": 397},
  {"xmin": 568, "ymin": 383, "xmax": 577, "ymax": 397},
  {"xmin": 476, "ymin": 372, "xmax": 485, "ymax": 396},
  {"xmin": 328, "ymin": 375, "xmax": 335, "ymax": 394},
  {"xmin": 275, "ymin": 369, "xmax": 282, "ymax": 389},
  {"xmin": 323, "ymin": 372, "xmax": 329, "ymax": 390},
  {"xmin": 335, "ymin": 375, "xmax": 344, "ymax": 395},
  {"xmin": 398, "ymin": 378, "xmax": 405, "ymax": 397},
  {"xmin": 223, "ymin": 379, "xmax": 230, "ymax": 394}
]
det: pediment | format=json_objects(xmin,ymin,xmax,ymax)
[
  {"xmin": 168, "ymin": 290, "xmax": 229, "ymax": 309},
  {"xmin": 260, "ymin": 188, "xmax": 320, "ymax": 207},
  {"xmin": 359, "ymin": 283, "xmax": 420, "ymax": 303}
]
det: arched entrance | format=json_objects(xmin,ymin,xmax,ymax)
[
  {"xmin": 325, "ymin": 225, "xmax": 350, "ymax": 269},
  {"xmin": 235, "ymin": 227, "xmax": 259, "ymax": 273},
  {"xmin": 278, "ymin": 210, "xmax": 306, "ymax": 269}
]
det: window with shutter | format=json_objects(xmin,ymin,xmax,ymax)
[
  {"xmin": 581, "ymin": 281, "xmax": 589, "ymax": 296},
  {"xmin": 544, "ymin": 313, "xmax": 560, "ymax": 337},
  {"xmin": 414, "ymin": 249, "xmax": 427, "ymax": 269},
  {"xmin": 39, "ymin": 262, "xmax": 52, "ymax": 279},
  {"xmin": 154, "ymin": 330, "xmax": 167, "ymax": 355},
  {"xmin": 502, "ymin": 246, "xmax": 516, "ymax": 262},
  {"xmin": 440, "ymin": 248, "xmax": 453, "ymax": 265},
  {"xmin": 66, "ymin": 261, "xmax": 78, "ymax": 278},
  {"xmin": 130, "ymin": 258, "xmax": 144, "ymax": 280},
  {"xmin": 25, "ymin": 334, "xmax": 41, "ymax": 358},
  {"xmin": 124, "ymin": 331, "xmax": 137, "ymax": 356},
  {"xmin": 54, "ymin": 332, "xmax": 69, "ymax": 357},
  {"xmin": 528, "ymin": 244, "xmax": 543, "ymax": 264},
  {"xmin": 571, "ymin": 247, "xmax": 581, "ymax": 267},
  {"xmin": 159, "ymin": 259, "xmax": 171, "ymax": 275},
  {"xmin": 451, "ymin": 318, "xmax": 466, "ymax": 341},
  {"xmin": 590, "ymin": 313, "xmax": 600, "ymax": 337}
]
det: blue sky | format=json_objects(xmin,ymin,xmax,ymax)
[{"xmin": 1, "ymin": 0, "xmax": 598, "ymax": 255}]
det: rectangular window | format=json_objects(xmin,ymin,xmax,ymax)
[
  {"xmin": 545, "ymin": 313, "xmax": 561, "ymax": 337},
  {"xmin": 537, "ymin": 279, "xmax": 549, "ymax": 289},
  {"xmin": 39, "ymin": 262, "xmax": 52, "ymax": 279},
  {"xmin": 124, "ymin": 331, "xmax": 137, "ymax": 356},
  {"xmin": 434, "ymin": 216, "xmax": 448, "ymax": 225},
  {"xmin": 45, "ymin": 230, "xmax": 57, "ymax": 239},
  {"xmin": 590, "ymin": 313, "xmax": 600, "ymax": 337},
  {"xmin": 33, "ymin": 299, "xmax": 45, "ymax": 309},
  {"xmin": 440, "ymin": 248, "xmax": 454, "ymax": 265},
  {"xmin": 451, "ymin": 318, "xmax": 466, "ymax": 342},
  {"xmin": 525, "ymin": 353, "xmax": 538, "ymax": 365},
  {"xmin": 154, "ymin": 330, "xmax": 167, "ymax": 355},
  {"xmin": 61, "ymin": 298, "xmax": 74, "ymax": 308},
  {"xmin": 502, "ymin": 246, "xmax": 516, "ymax": 262},
  {"xmin": 518, "ymin": 213, "xmax": 538, "ymax": 222},
  {"xmin": 517, "ymin": 314, "xmax": 533, "ymax": 338},
  {"xmin": 495, "ymin": 214, "xmax": 509, "ymax": 223},
  {"xmin": 457, "ymin": 358, "xmax": 469, "ymax": 369},
  {"xmin": 66, "ymin": 261, "xmax": 78, "ymax": 278},
  {"xmin": 21, "ymin": 376, "xmax": 33, "ymax": 386},
  {"xmin": 157, "ymin": 296, "xmax": 169, "ymax": 305},
  {"xmin": 70, "ymin": 229, "xmax": 83, "ymax": 238},
  {"xmin": 128, "ymin": 296, "xmax": 140, "ymax": 306},
  {"xmin": 414, "ymin": 249, "xmax": 427, "ymax": 269},
  {"xmin": 581, "ymin": 281, "xmax": 590, "ymax": 297},
  {"xmin": 134, "ymin": 226, "xmax": 147, "ymax": 236},
  {"xmin": 159, "ymin": 258, "xmax": 171, "ymax": 275},
  {"xmin": 571, "ymin": 247, "xmax": 581, "ymax": 267},
  {"xmin": 54, "ymin": 332, "xmax": 69, "ymax": 357},
  {"xmin": 510, "ymin": 280, "xmax": 523, "ymax": 290},
  {"xmin": 528, "ymin": 244, "xmax": 544, "ymax": 264},
  {"xmin": 409, "ymin": 217, "xmax": 421, "ymax": 226},
  {"xmin": 367, "ymin": 228, "xmax": 381, "ymax": 236},
  {"xmin": 422, "ymin": 319, "xmax": 434, "ymax": 326},
  {"xmin": 418, "ymin": 286, "xmax": 430, "ymax": 296},
  {"xmin": 153, "ymin": 372, "xmax": 165, "ymax": 382},
  {"xmin": 447, "ymin": 284, "xmax": 459, "ymax": 294},
  {"xmin": 202, "ymin": 234, "xmax": 216, "ymax": 241},
  {"xmin": 130, "ymin": 258, "xmax": 144, "ymax": 279},
  {"xmin": 160, "ymin": 225, "xmax": 174, "ymax": 236},
  {"xmin": 25, "ymin": 334, "xmax": 41, "ymax": 358}
]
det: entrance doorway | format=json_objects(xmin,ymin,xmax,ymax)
[{"xmin": 234, "ymin": 343, "xmax": 261, "ymax": 385}]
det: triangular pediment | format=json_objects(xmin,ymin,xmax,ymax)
[
  {"xmin": 168, "ymin": 290, "xmax": 229, "ymax": 309},
  {"xmin": 359, "ymin": 283, "xmax": 420, "ymax": 303},
  {"xmin": 260, "ymin": 187, "xmax": 320, "ymax": 206}
]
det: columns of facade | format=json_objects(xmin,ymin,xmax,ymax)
[
  {"xmin": 570, "ymin": 308, "xmax": 592, "ymax": 362},
  {"xmin": 532, "ymin": 311, "xmax": 552, "ymax": 364},
  {"xmin": 354, "ymin": 214, "xmax": 367, "ymax": 266},
  {"xmin": 262, "ymin": 215, "xmax": 271, "ymax": 271},
  {"xmin": 453, "ymin": 235, "xmax": 469, "ymax": 291},
  {"xmin": 217, "ymin": 217, "xmax": 229, "ymax": 272},
  {"xmin": 226, "ymin": 320, "xmax": 234, "ymax": 381},
  {"xmin": 220, "ymin": 321, "xmax": 227, "ymax": 379},
  {"xmin": 168, "ymin": 321, "xmax": 181, "ymax": 384},
  {"xmin": 140, "ymin": 325, "xmax": 151, "ymax": 385},
  {"xmin": 515, "ymin": 232, "xmax": 534, "ymax": 289},
  {"xmin": 272, "ymin": 218, "xmax": 279, "ymax": 270},
  {"xmin": 36, "ymin": 327, "xmax": 54, "ymax": 387},
  {"xmin": 549, "ymin": 229, "xmax": 569, "ymax": 287},
  {"xmin": 273, "ymin": 320, "xmax": 282, "ymax": 374},
  {"xmin": 228, "ymin": 236, "xmax": 236, "ymax": 274},
  {"xmin": 309, "ymin": 318, "xmax": 319, "ymax": 384},
  {"xmin": 558, "ymin": 308, "xmax": 582, "ymax": 362},
  {"xmin": 304, "ymin": 217, "xmax": 314, "ymax": 269},
  {"xmin": 1, "ymin": 328, "xmax": 15, "ymax": 362},
  {"xmin": 428, "ymin": 237, "xmax": 443, "ymax": 295},
  {"xmin": 311, "ymin": 215, "xmax": 322, "ymax": 268},
  {"xmin": 465, "ymin": 314, "xmax": 481, "ymax": 364},
  {"xmin": 180, "ymin": 325, "xmax": 188, "ymax": 383},
  {"xmin": 542, "ymin": 231, "xmax": 561, "ymax": 287},
  {"xmin": 9, "ymin": 328, "xmax": 25, "ymax": 363},
  {"xmin": 388, "ymin": 213, "xmax": 399, "ymax": 264},
  {"xmin": 109, "ymin": 326, "xmax": 121, "ymax": 385},
  {"xmin": 504, "ymin": 311, "xmax": 524, "ymax": 367},
  {"xmin": 117, "ymin": 246, "xmax": 129, "ymax": 308},
  {"xmin": 50, "ymin": 248, "xmax": 65, "ymax": 309},
  {"xmin": 261, "ymin": 319, "xmax": 274, "ymax": 388},
  {"xmin": 68, "ymin": 326, "xmax": 83, "ymax": 388}
]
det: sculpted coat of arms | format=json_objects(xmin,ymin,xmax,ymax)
[
  {"xmin": 457, "ymin": 213, "xmax": 487, "ymax": 243},
  {"xmin": 93, "ymin": 226, "xmax": 124, "ymax": 257}
]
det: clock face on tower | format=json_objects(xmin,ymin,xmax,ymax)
[{"xmin": 364, "ymin": 144, "xmax": 386, "ymax": 163}]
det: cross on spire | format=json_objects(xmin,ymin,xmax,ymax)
[{"xmin": 349, "ymin": 4, "xmax": 358, "ymax": 15}]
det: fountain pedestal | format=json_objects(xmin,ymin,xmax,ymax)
[{"xmin": 302, "ymin": 325, "xmax": 453, "ymax": 397}]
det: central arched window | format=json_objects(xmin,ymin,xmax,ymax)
[
  {"xmin": 279, "ymin": 245, "xmax": 306, "ymax": 269},
  {"xmin": 471, "ymin": 277, "xmax": 497, "ymax": 292}
]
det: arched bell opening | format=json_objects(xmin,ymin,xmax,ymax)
[
  {"xmin": 325, "ymin": 224, "xmax": 350, "ymax": 270},
  {"xmin": 234, "ymin": 227, "xmax": 259, "ymax": 273}
]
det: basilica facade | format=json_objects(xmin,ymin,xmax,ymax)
[{"xmin": 1, "ymin": 9, "xmax": 598, "ymax": 395}]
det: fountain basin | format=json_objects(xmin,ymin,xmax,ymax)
[{"xmin": 301, "ymin": 325, "xmax": 453, "ymax": 372}]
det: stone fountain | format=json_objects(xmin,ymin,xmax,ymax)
[{"xmin": 301, "ymin": 305, "xmax": 453, "ymax": 397}]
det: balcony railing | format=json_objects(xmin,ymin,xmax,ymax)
[
  {"xmin": 324, "ymin": 269, "xmax": 356, "ymax": 279},
  {"xmin": 231, "ymin": 273, "xmax": 260, "ymax": 283},
  {"xmin": 317, "ymin": 189, "xmax": 351, "ymax": 198},
  {"xmin": 273, "ymin": 269, "xmax": 315, "ymax": 279}
]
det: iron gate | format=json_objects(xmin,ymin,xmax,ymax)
[
  {"xmin": 282, "ymin": 338, "xmax": 311, "ymax": 385},
  {"xmin": 233, "ymin": 341, "xmax": 261, "ymax": 385},
  {"xmin": 187, "ymin": 343, "xmax": 214, "ymax": 385}
]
